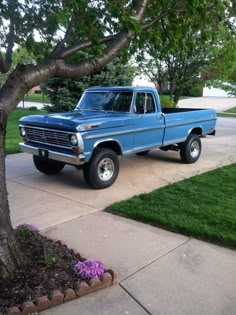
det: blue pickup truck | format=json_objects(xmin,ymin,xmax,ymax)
[{"xmin": 19, "ymin": 86, "xmax": 216, "ymax": 189}]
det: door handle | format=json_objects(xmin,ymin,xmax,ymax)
[{"xmin": 156, "ymin": 116, "xmax": 163, "ymax": 120}]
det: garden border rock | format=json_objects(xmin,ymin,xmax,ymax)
[{"xmin": 2, "ymin": 235, "xmax": 117, "ymax": 315}]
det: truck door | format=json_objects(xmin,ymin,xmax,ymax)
[{"xmin": 133, "ymin": 92, "xmax": 165, "ymax": 150}]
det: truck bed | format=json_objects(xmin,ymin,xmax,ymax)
[
  {"xmin": 162, "ymin": 107, "xmax": 216, "ymax": 146},
  {"xmin": 162, "ymin": 108, "xmax": 205, "ymax": 114}
]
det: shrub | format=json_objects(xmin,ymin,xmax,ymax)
[
  {"xmin": 160, "ymin": 95, "xmax": 176, "ymax": 108},
  {"xmin": 161, "ymin": 90, "xmax": 171, "ymax": 96},
  {"xmin": 188, "ymin": 85, "xmax": 203, "ymax": 97},
  {"xmin": 15, "ymin": 224, "xmax": 39, "ymax": 236}
]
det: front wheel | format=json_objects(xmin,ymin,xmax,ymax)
[
  {"xmin": 179, "ymin": 134, "xmax": 202, "ymax": 164},
  {"xmin": 33, "ymin": 155, "xmax": 65, "ymax": 174},
  {"xmin": 83, "ymin": 148, "xmax": 119, "ymax": 189}
]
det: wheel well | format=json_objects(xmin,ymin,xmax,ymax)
[
  {"xmin": 96, "ymin": 141, "xmax": 122, "ymax": 155},
  {"xmin": 190, "ymin": 127, "xmax": 202, "ymax": 136}
]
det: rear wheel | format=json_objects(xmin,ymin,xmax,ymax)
[
  {"xmin": 33, "ymin": 155, "xmax": 65, "ymax": 174},
  {"xmin": 179, "ymin": 134, "xmax": 201, "ymax": 164},
  {"xmin": 83, "ymin": 148, "xmax": 119, "ymax": 189}
]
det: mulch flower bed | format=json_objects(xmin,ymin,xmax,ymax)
[{"xmin": 0, "ymin": 225, "xmax": 117, "ymax": 315}]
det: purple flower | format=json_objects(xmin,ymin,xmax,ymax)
[
  {"xmin": 15, "ymin": 223, "xmax": 39, "ymax": 236},
  {"xmin": 74, "ymin": 259, "xmax": 105, "ymax": 280}
]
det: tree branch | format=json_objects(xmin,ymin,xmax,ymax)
[
  {"xmin": 135, "ymin": 0, "xmax": 149, "ymax": 20},
  {"xmin": 53, "ymin": 0, "xmax": 148, "ymax": 59},
  {"xmin": 5, "ymin": 15, "xmax": 15, "ymax": 69},
  {"xmin": 50, "ymin": 17, "xmax": 75, "ymax": 58},
  {"xmin": 0, "ymin": 53, "xmax": 9, "ymax": 74},
  {"xmin": 59, "ymin": 34, "xmax": 118, "ymax": 59},
  {"xmin": 56, "ymin": 31, "xmax": 134, "ymax": 77},
  {"xmin": 57, "ymin": 0, "xmax": 149, "ymax": 59},
  {"xmin": 142, "ymin": 10, "xmax": 170, "ymax": 30}
]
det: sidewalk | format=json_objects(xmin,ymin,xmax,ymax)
[
  {"xmin": 6, "ymin": 116, "xmax": 236, "ymax": 314},
  {"xmin": 42, "ymin": 213, "xmax": 236, "ymax": 315}
]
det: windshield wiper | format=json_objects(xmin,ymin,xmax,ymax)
[{"xmin": 75, "ymin": 107, "xmax": 106, "ymax": 112}]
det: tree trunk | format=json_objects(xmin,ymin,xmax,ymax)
[
  {"xmin": 0, "ymin": 120, "xmax": 23, "ymax": 279},
  {"xmin": 0, "ymin": 64, "xmax": 56, "ymax": 279},
  {"xmin": 169, "ymin": 82, "xmax": 174, "ymax": 100},
  {"xmin": 174, "ymin": 86, "xmax": 183, "ymax": 105}
]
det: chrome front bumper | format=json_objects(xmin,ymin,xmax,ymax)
[{"xmin": 20, "ymin": 143, "xmax": 85, "ymax": 166}]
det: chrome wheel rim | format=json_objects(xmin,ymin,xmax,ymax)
[
  {"xmin": 190, "ymin": 141, "xmax": 200, "ymax": 158},
  {"xmin": 97, "ymin": 158, "xmax": 114, "ymax": 181}
]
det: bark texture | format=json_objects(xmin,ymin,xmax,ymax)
[{"xmin": 0, "ymin": 124, "xmax": 23, "ymax": 279}]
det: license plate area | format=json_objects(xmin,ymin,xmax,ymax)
[{"xmin": 39, "ymin": 149, "xmax": 49, "ymax": 159}]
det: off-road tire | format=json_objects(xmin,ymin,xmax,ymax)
[
  {"xmin": 33, "ymin": 155, "xmax": 65, "ymax": 174},
  {"xmin": 83, "ymin": 148, "xmax": 119, "ymax": 189},
  {"xmin": 179, "ymin": 134, "xmax": 202, "ymax": 164}
]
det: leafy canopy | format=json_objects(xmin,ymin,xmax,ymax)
[
  {"xmin": 0, "ymin": 0, "xmax": 234, "ymax": 107},
  {"xmin": 0, "ymin": 1, "xmax": 233, "ymax": 71},
  {"xmin": 135, "ymin": 0, "xmax": 235, "ymax": 103}
]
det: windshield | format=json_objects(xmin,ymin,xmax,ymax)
[{"xmin": 76, "ymin": 91, "xmax": 133, "ymax": 112}]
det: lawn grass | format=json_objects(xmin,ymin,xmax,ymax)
[
  {"xmin": 217, "ymin": 106, "xmax": 236, "ymax": 118},
  {"xmin": 6, "ymin": 108, "xmax": 45, "ymax": 154},
  {"xmin": 107, "ymin": 164, "xmax": 236, "ymax": 248},
  {"xmin": 24, "ymin": 93, "xmax": 49, "ymax": 103},
  {"xmin": 217, "ymin": 113, "xmax": 236, "ymax": 118},
  {"xmin": 225, "ymin": 106, "xmax": 236, "ymax": 113}
]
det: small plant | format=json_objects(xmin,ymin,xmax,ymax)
[
  {"xmin": 15, "ymin": 224, "xmax": 39, "ymax": 236},
  {"xmin": 44, "ymin": 246, "xmax": 56, "ymax": 267},
  {"xmin": 74, "ymin": 259, "xmax": 105, "ymax": 280}
]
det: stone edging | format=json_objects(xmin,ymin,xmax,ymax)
[{"xmin": 2, "ymin": 238, "xmax": 117, "ymax": 315}]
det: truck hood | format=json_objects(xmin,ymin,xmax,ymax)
[{"xmin": 19, "ymin": 110, "xmax": 133, "ymax": 131}]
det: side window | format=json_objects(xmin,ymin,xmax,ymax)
[
  {"xmin": 135, "ymin": 93, "xmax": 145, "ymax": 114},
  {"xmin": 134, "ymin": 93, "xmax": 156, "ymax": 114},
  {"xmin": 145, "ymin": 94, "xmax": 155, "ymax": 113}
]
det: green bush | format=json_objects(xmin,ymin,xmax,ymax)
[
  {"xmin": 160, "ymin": 95, "xmax": 176, "ymax": 108},
  {"xmin": 188, "ymin": 85, "xmax": 203, "ymax": 97},
  {"xmin": 161, "ymin": 90, "xmax": 171, "ymax": 96}
]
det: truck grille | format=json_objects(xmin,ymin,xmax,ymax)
[{"xmin": 25, "ymin": 127, "xmax": 71, "ymax": 148}]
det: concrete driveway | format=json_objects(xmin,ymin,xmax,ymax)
[
  {"xmin": 178, "ymin": 96, "xmax": 236, "ymax": 112},
  {"xmin": 6, "ymin": 116, "xmax": 236, "ymax": 315}
]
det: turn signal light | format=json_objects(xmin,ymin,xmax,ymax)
[{"xmin": 72, "ymin": 147, "xmax": 80, "ymax": 153}]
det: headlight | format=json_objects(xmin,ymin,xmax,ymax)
[
  {"xmin": 20, "ymin": 126, "xmax": 26, "ymax": 137},
  {"xmin": 69, "ymin": 134, "xmax": 78, "ymax": 146}
]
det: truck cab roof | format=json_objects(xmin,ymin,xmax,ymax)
[{"xmin": 85, "ymin": 86, "xmax": 157, "ymax": 93}]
